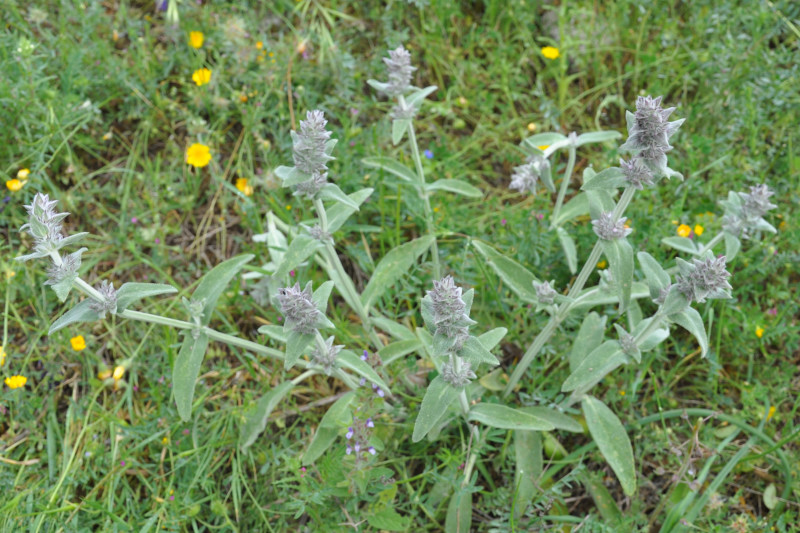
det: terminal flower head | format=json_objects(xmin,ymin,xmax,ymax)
[
  {"xmin": 192, "ymin": 68, "xmax": 212, "ymax": 86},
  {"xmin": 189, "ymin": 31, "xmax": 204, "ymax": 49},
  {"xmin": 541, "ymin": 46, "xmax": 560, "ymax": 60},
  {"xmin": 186, "ymin": 143, "xmax": 212, "ymax": 168},
  {"xmin": 4, "ymin": 375, "xmax": 27, "ymax": 389}
]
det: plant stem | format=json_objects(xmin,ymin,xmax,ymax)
[
  {"xmin": 550, "ymin": 144, "xmax": 576, "ymax": 228},
  {"xmin": 503, "ymin": 186, "xmax": 637, "ymax": 396},
  {"xmin": 404, "ymin": 109, "xmax": 441, "ymax": 279},
  {"xmin": 665, "ymin": 231, "xmax": 726, "ymax": 275},
  {"xmin": 452, "ymin": 355, "xmax": 481, "ymax": 487}
]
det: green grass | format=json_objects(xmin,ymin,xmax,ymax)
[{"xmin": 1, "ymin": 0, "xmax": 799, "ymax": 531}]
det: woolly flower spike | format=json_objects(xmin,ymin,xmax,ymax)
[
  {"xmin": 742, "ymin": 184, "xmax": 777, "ymax": 219},
  {"xmin": 721, "ymin": 184, "xmax": 777, "ymax": 239},
  {"xmin": 308, "ymin": 224, "xmax": 332, "ymax": 242},
  {"xmin": 675, "ymin": 255, "xmax": 732, "ymax": 303},
  {"xmin": 16, "ymin": 193, "xmax": 86, "ymax": 262},
  {"xmin": 426, "ymin": 276, "xmax": 474, "ymax": 348},
  {"xmin": 441, "ymin": 360, "xmax": 477, "ymax": 388},
  {"xmin": 89, "ymin": 280, "xmax": 118, "ymax": 318},
  {"xmin": 510, "ymin": 153, "xmax": 550, "ymax": 196},
  {"xmin": 277, "ymin": 282, "xmax": 322, "ymax": 335},
  {"xmin": 617, "ymin": 327, "xmax": 638, "ymax": 357},
  {"xmin": 533, "ymin": 280, "xmax": 557, "ymax": 305},
  {"xmin": 292, "ymin": 110, "xmax": 334, "ymax": 176},
  {"xmin": 592, "ymin": 212, "xmax": 632, "ymax": 240},
  {"xmin": 312, "ymin": 336, "xmax": 343, "ymax": 375},
  {"xmin": 293, "ymin": 170, "xmax": 328, "ymax": 198},
  {"xmin": 620, "ymin": 157, "xmax": 654, "ymax": 190},
  {"xmin": 620, "ymin": 96, "xmax": 684, "ymax": 177},
  {"xmin": 381, "ymin": 46, "xmax": 416, "ymax": 98}
]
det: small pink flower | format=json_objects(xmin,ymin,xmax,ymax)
[
  {"xmin": 131, "ymin": 217, "xmax": 138, "ymax": 224},
  {"xmin": 536, "ymin": 213, "xmax": 544, "ymax": 221},
  {"xmin": 120, "ymin": 460, "xmax": 126, "ymax": 467},
  {"xmin": 767, "ymin": 307, "xmax": 778, "ymax": 316},
  {"xmin": 501, "ymin": 218, "xmax": 507, "ymax": 226},
  {"xmin": 289, "ymin": 270, "xmax": 295, "ymax": 277},
  {"xmin": 300, "ymin": 467, "xmax": 306, "ymax": 478},
  {"xmin": 183, "ymin": 429, "xmax": 190, "ymax": 435},
  {"xmin": 154, "ymin": 238, "xmax": 160, "ymax": 244}
]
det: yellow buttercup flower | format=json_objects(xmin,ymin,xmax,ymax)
[
  {"xmin": 192, "ymin": 68, "xmax": 212, "ymax": 86},
  {"xmin": 694, "ymin": 224, "xmax": 704, "ymax": 236},
  {"xmin": 255, "ymin": 40, "xmax": 263, "ymax": 49},
  {"xmin": 113, "ymin": 365, "xmax": 125, "ymax": 380},
  {"xmin": 676, "ymin": 224, "xmax": 692, "ymax": 238},
  {"xmin": 755, "ymin": 326, "xmax": 764, "ymax": 338},
  {"xmin": 70, "ymin": 335, "xmax": 87, "ymax": 351},
  {"xmin": 541, "ymin": 46, "xmax": 560, "ymax": 60},
  {"xmin": 5, "ymin": 375, "xmax": 27, "ymax": 389},
  {"xmin": 186, "ymin": 143, "xmax": 212, "ymax": 168},
  {"xmin": 6, "ymin": 179, "xmax": 23, "ymax": 192},
  {"xmin": 189, "ymin": 31, "xmax": 204, "ymax": 49},
  {"xmin": 235, "ymin": 178, "xmax": 253, "ymax": 196},
  {"xmin": 17, "ymin": 168, "xmax": 30, "ymax": 179},
  {"xmin": 597, "ymin": 260, "xmax": 607, "ymax": 269},
  {"xmin": 766, "ymin": 406, "xmax": 776, "ymax": 421}
]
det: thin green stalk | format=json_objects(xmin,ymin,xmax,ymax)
[
  {"xmin": 503, "ymin": 187, "xmax": 637, "ymax": 396},
  {"xmin": 404, "ymin": 111, "xmax": 441, "ymax": 279},
  {"xmin": 665, "ymin": 231, "xmax": 726, "ymax": 276},
  {"xmin": 550, "ymin": 144, "xmax": 576, "ymax": 228}
]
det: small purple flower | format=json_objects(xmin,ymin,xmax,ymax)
[
  {"xmin": 366, "ymin": 418, "xmax": 374, "ymax": 428},
  {"xmin": 120, "ymin": 460, "xmax": 126, "ymax": 466},
  {"xmin": 131, "ymin": 217, "xmax": 138, "ymax": 224},
  {"xmin": 183, "ymin": 429, "xmax": 190, "ymax": 435},
  {"xmin": 154, "ymin": 238, "xmax": 160, "ymax": 244},
  {"xmin": 767, "ymin": 307, "xmax": 778, "ymax": 316},
  {"xmin": 359, "ymin": 377, "xmax": 366, "ymax": 386},
  {"xmin": 501, "ymin": 218, "xmax": 507, "ymax": 226},
  {"xmin": 346, "ymin": 446, "xmax": 352, "ymax": 455},
  {"xmin": 424, "ymin": 149, "xmax": 434, "ymax": 159},
  {"xmin": 368, "ymin": 447, "xmax": 376, "ymax": 455},
  {"xmin": 156, "ymin": 0, "xmax": 168, "ymax": 11},
  {"xmin": 346, "ymin": 427, "xmax": 354, "ymax": 439},
  {"xmin": 361, "ymin": 350, "xmax": 368, "ymax": 361}
]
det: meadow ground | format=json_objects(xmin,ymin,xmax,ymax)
[{"xmin": 1, "ymin": 1, "xmax": 799, "ymax": 531}]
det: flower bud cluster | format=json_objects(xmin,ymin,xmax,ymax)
[
  {"xmin": 674, "ymin": 255, "xmax": 732, "ymax": 303},
  {"xmin": 441, "ymin": 360, "xmax": 477, "ymax": 388},
  {"xmin": 345, "ymin": 416, "xmax": 376, "ymax": 458},
  {"xmin": 381, "ymin": 46, "xmax": 416, "ymax": 98},
  {"xmin": 619, "ymin": 95, "xmax": 684, "ymax": 178},
  {"xmin": 312, "ymin": 336, "xmax": 343, "ymax": 375},
  {"xmin": 18, "ymin": 193, "xmax": 69, "ymax": 260},
  {"xmin": 90, "ymin": 280, "xmax": 119, "ymax": 318},
  {"xmin": 44, "ymin": 248, "xmax": 85, "ymax": 290},
  {"xmin": 510, "ymin": 153, "xmax": 550, "ymax": 196},
  {"xmin": 592, "ymin": 212, "xmax": 632, "ymax": 240},
  {"xmin": 277, "ymin": 282, "xmax": 324, "ymax": 335},
  {"xmin": 533, "ymin": 280, "xmax": 557, "ymax": 305},
  {"xmin": 721, "ymin": 184, "xmax": 777, "ymax": 239},
  {"xmin": 426, "ymin": 276, "xmax": 475, "ymax": 351},
  {"xmin": 292, "ymin": 110, "xmax": 334, "ymax": 176},
  {"xmin": 619, "ymin": 157, "xmax": 655, "ymax": 190}
]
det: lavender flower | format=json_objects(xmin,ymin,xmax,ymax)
[
  {"xmin": 89, "ymin": 280, "xmax": 118, "ymax": 318},
  {"xmin": 674, "ymin": 255, "xmax": 732, "ymax": 303},
  {"xmin": 592, "ymin": 212, "xmax": 632, "ymax": 240},
  {"xmin": 277, "ymin": 282, "xmax": 323, "ymax": 334},
  {"xmin": 291, "ymin": 110, "xmax": 334, "ymax": 176},
  {"xmin": 441, "ymin": 360, "xmax": 477, "ymax": 388},
  {"xmin": 345, "ymin": 416, "xmax": 377, "ymax": 459}
]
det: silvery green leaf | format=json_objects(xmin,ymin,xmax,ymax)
[
  {"xmin": 303, "ymin": 391, "xmax": 356, "ymax": 464},
  {"xmin": 311, "ymin": 280, "xmax": 334, "ymax": 312},
  {"xmin": 432, "ymin": 331, "xmax": 460, "ymax": 356},
  {"xmin": 521, "ymin": 406, "xmax": 583, "ymax": 432},
  {"xmin": 602, "ymin": 238, "xmax": 634, "ymax": 313},
  {"xmin": 392, "ymin": 119, "xmax": 410, "ymax": 145},
  {"xmin": 116, "ymin": 283, "xmax": 178, "ymax": 313},
  {"xmin": 319, "ymin": 183, "xmax": 360, "ymax": 210},
  {"xmin": 275, "ymin": 166, "xmax": 311, "ymax": 187},
  {"xmin": 522, "ymin": 132, "xmax": 566, "ymax": 151},
  {"xmin": 416, "ymin": 327, "xmax": 436, "ymax": 363},
  {"xmin": 50, "ymin": 277, "xmax": 75, "ymax": 302},
  {"xmin": 460, "ymin": 335, "xmax": 499, "ymax": 367},
  {"xmin": 636, "ymin": 320, "xmax": 669, "ymax": 352},
  {"xmin": 373, "ymin": 316, "xmax": 416, "ymax": 341},
  {"xmin": 477, "ymin": 327, "xmax": 507, "ymax": 352},
  {"xmin": 581, "ymin": 167, "xmax": 626, "ymax": 191},
  {"xmin": 446, "ymin": 489, "xmax": 472, "ymax": 533},
  {"xmin": 257, "ymin": 324, "xmax": 286, "ymax": 343},
  {"xmin": 53, "ymin": 232, "xmax": 90, "ymax": 251},
  {"xmin": 360, "ymin": 235, "xmax": 435, "ymax": 310},
  {"xmin": 366, "ymin": 79, "xmax": 390, "ymax": 93},
  {"xmin": 273, "ymin": 235, "xmax": 321, "ymax": 279},
  {"xmin": 323, "ymin": 138, "xmax": 338, "ymax": 156},
  {"xmin": 462, "ymin": 288, "xmax": 475, "ymax": 316},
  {"xmin": 556, "ymin": 227, "xmax": 578, "ymax": 274},
  {"xmin": 405, "ymin": 85, "xmax": 437, "ymax": 108},
  {"xmin": 420, "ymin": 297, "xmax": 435, "ymax": 332},
  {"xmin": 540, "ymin": 157, "xmax": 555, "ymax": 192},
  {"xmin": 472, "ymin": 240, "xmax": 539, "ymax": 303},
  {"xmin": 581, "ymin": 472, "xmax": 623, "ymax": 526},
  {"xmin": 192, "ymin": 254, "xmax": 254, "ymax": 325},
  {"xmin": 513, "ymin": 430, "xmax": 542, "ymax": 519},
  {"xmin": 338, "ymin": 349, "xmax": 390, "ymax": 391},
  {"xmin": 15, "ymin": 249, "xmax": 51, "ymax": 262},
  {"xmin": 569, "ymin": 312, "xmax": 607, "ymax": 371},
  {"xmin": 637, "ymin": 251, "xmax": 671, "ymax": 300},
  {"xmin": 378, "ymin": 339, "xmax": 422, "ymax": 365},
  {"xmin": 285, "ymin": 330, "xmax": 314, "ymax": 370},
  {"xmin": 724, "ymin": 233, "xmax": 741, "ymax": 261},
  {"xmin": 754, "ymin": 218, "xmax": 777, "ymax": 234},
  {"xmin": 426, "ymin": 179, "xmax": 482, "ymax": 198},
  {"xmin": 660, "ymin": 286, "xmax": 690, "ymax": 315},
  {"xmin": 362, "ymin": 156, "xmax": 418, "ymax": 183},
  {"xmin": 412, "ymin": 376, "xmax": 460, "ymax": 442},
  {"xmin": 628, "ymin": 298, "xmax": 643, "ymax": 329},
  {"xmin": 586, "ymin": 189, "xmax": 616, "ymax": 221},
  {"xmin": 582, "ymin": 396, "xmax": 637, "ymax": 496},
  {"xmin": 553, "ymin": 193, "xmax": 589, "ymax": 226},
  {"xmin": 49, "ymin": 299, "xmax": 101, "ymax": 334},
  {"xmin": 467, "ymin": 403, "xmax": 554, "ymax": 431},
  {"xmin": 661, "ymin": 236, "xmax": 699, "ymax": 255},
  {"xmin": 763, "ymin": 484, "xmax": 779, "ymax": 510},
  {"xmin": 669, "ymin": 307, "xmax": 708, "ymax": 357},
  {"xmin": 173, "ymin": 331, "xmax": 210, "ymax": 421},
  {"xmin": 572, "ymin": 281, "xmax": 650, "ymax": 311},
  {"xmin": 239, "ymin": 381, "xmax": 294, "ymax": 451},
  {"xmin": 327, "ymin": 188, "xmax": 373, "ymax": 233},
  {"xmin": 562, "ymin": 340, "xmax": 626, "ymax": 393},
  {"xmin": 574, "ymin": 130, "xmax": 622, "ymax": 147}
]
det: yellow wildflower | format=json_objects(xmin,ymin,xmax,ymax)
[
  {"xmin": 286, "ymin": 205, "xmax": 292, "ymax": 211},
  {"xmin": 17, "ymin": 168, "xmax": 30, "ymax": 179},
  {"xmin": 235, "ymin": 178, "xmax": 253, "ymax": 196},
  {"xmin": 189, "ymin": 31, "xmax": 204, "ymax": 49},
  {"xmin": 256, "ymin": 40, "xmax": 263, "ymax": 49},
  {"xmin": 186, "ymin": 143, "xmax": 212, "ymax": 168},
  {"xmin": 694, "ymin": 224, "xmax": 704, "ymax": 236},
  {"xmin": 677, "ymin": 224, "xmax": 692, "ymax": 238},
  {"xmin": 755, "ymin": 326, "xmax": 764, "ymax": 339},
  {"xmin": 6, "ymin": 179, "xmax": 23, "ymax": 192},
  {"xmin": 113, "ymin": 365, "xmax": 125, "ymax": 380},
  {"xmin": 239, "ymin": 94, "xmax": 248, "ymax": 103},
  {"xmin": 619, "ymin": 390, "xmax": 625, "ymax": 396},
  {"xmin": 597, "ymin": 260, "xmax": 607, "ymax": 269},
  {"xmin": 98, "ymin": 368, "xmax": 112, "ymax": 380},
  {"xmin": 766, "ymin": 406, "xmax": 776, "ymax": 421},
  {"xmin": 5, "ymin": 375, "xmax": 27, "ymax": 389},
  {"xmin": 541, "ymin": 46, "xmax": 560, "ymax": 60},
  {"xmin": 192, "ymin": 68, "xmax": 212, "ymax": 86},
  {"xmin": 0, "ymin": 345, "xmax": 6, "ymax": 366},
  {"xmin": 102, "ymin": 131, "xmax": 113, "ymax": 141},
  {"xmin": 527, "ymin": 122, "xmax": 536, "ymax": 132},
  {"xmin": 4, "ymin": 269, "xmax": 15, "ymax": 280},
  {"xmin": 70, "ymin": 335, "xmax": 87, "ymax": 351},
  {"xmin": 268, "ymin": 51, "xmax": 274, "ymax": 58}
]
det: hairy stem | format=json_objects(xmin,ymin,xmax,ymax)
[{"xmin": 550, "ymin": 144, "xmax": 577, "ymax": 228}]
